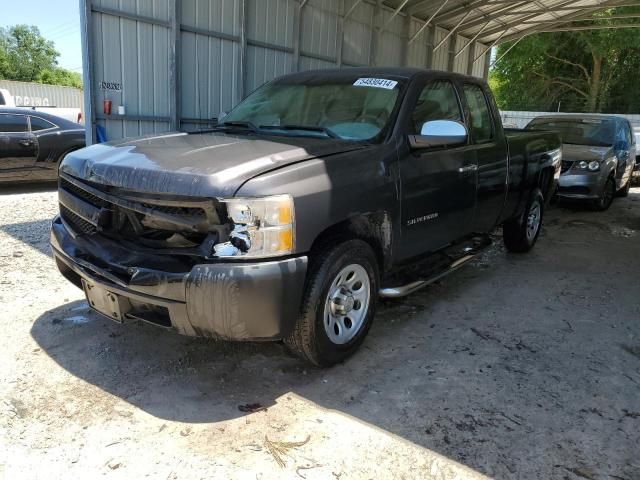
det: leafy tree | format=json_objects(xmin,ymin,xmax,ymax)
[
  {"xmin": 37, "ymin": 68, "xmax": 82, "ymax": 89},
  {"xmin": 0, "ymin": 24, "xmax": 82, "ymax": 89},
  {"xmin": 490, "ymin": 7, "xmax": 640, "ymax": 113}
]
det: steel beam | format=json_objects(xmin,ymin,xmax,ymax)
[
  {"xmin": 292, "ymin": 0, "xmax": 307, "ymax": 72},
  {"xmin": 238, "ymin": 0, "xmax": 248, "ymax": 99},
  {"xmin": 79, "ymin": 0, "xmax": 95, "ymax": 145},
  {"xmin": 495, "ymin": 0, "xmax": 634, "ymax": 43},
  {"xmin": 433, "ymin": 10, "xmax": 473, "ymax": 52},
  {"xmin": 408, "ymin": 0, "xmax": 450, "ymax": 44},
  {"xmin": 521, "ymin": 12, "xmax": 640, "ymax": 24},
  {"xmin": 169, "ymin": 0, "xmax": 181, "ymax": 131},
  {"xmin": 455, "ymin": 21, "xmax": 490, "ymax": 57},
  {"xmin": 370, "ymin": 0, "xmax": 384, "ymax": 66}
]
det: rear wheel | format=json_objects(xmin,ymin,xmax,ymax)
[
  {"xmin": 503, "ymin": 188, "xmax": 544, "ymax": 253},
  {"xmin": 285, "ymin": 239, "xmax": 379, "ymax": 367},
  {"xmin": 593, "ymin": 176, "xmax": 615, "ymax": 211}
]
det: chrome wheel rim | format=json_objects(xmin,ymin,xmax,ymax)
[
  {"xmin": 323, "ymin": 264, "xmax": 371, "ymax": 345},
  {"xmin": 526, "ymin": 201, "xmax": 541, "ymax": 241}
]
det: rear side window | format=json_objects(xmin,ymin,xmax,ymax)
[
  {"xmin": 30, "ymin": 116, "xmax": 56, "ymax": 131},
  {"xmin": 0, "ymin": 114, "xmax": 28, "ymax": 133},
  {"xmin": 462, "ymin": 84, "xmax": 494, "ymax": 143},
  {"xmin": 411, "ymin": 80, "xmax": 462, "ymax": 134}
]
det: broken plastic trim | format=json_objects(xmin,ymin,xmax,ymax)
[{"xmin": 214, "ymin": 196, "xmax": 296, "ymax": 259}]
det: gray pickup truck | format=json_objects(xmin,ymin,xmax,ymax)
[{"xmin": 51, "ymin": 68, "xmax": 561, "ymax": 366}]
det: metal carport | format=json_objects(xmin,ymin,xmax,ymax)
[{"xmin": 79, "ymin": 0, "xmax": 639, "ymax": 144}]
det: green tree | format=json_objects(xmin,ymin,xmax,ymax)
[
  {"xmin": 490, "ymin": 7, "xmax": 640, "ymax": 113},
  {"xmin": 0, "ymin": 24, "xmax": 82, "ymax": 89},
  {"xmin": 37, "ymin": 68, "xmax": 82, "ymax": 89}
]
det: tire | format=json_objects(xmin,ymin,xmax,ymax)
[
  {"xmin": 503, "ymin": 188, "xmax": 544, "ymax": 254},
  {"xmin": 285, "ymin": 239, "xmax": 379, "ymax": 367},
  {"xmin": 593, "ymin": 176, "xmax": 616, "ymax": 211},
  {"xmin": 617, "ymin": 175, "xmax": 632, "ymax": 198}
]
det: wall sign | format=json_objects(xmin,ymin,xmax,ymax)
[{"xmin": 100, "ymin": 81, "xmax": 122, "ymax": 92}]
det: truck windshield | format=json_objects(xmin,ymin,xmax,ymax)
[
  {"xmin": 526, "ymin": 118, "xmax": 614, "ymax": 147},
  {"xmin": 223, "ymin": 78, "xmax": 402, "ymax": 141}
]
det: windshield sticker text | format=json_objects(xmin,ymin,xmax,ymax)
[{"xmin": 353, "ymin": 78, "xmax": 398, "ymax": 90}]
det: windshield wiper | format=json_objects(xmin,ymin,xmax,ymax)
[
  {"xmin": 259, "ymin": 124, "xmax": 340, "ymax": 139},
  {"xmin": 221, "ymin": 121, "xmax": 259, "ymax": 132}
]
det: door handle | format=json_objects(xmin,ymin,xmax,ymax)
[
  {"xmin": 458, "ymin": 164, "xmax": 478, "ymax": 173},
  {"xmin": 18, "ymin": 139, "xmax": 34, "ymax": 147}
]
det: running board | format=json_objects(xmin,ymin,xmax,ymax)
[{"xmin": 378, "ymin": 254, "xmax": 475, "ymax": 299}]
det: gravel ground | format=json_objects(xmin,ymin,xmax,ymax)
[{"xmin": 0, "ymin": 184, "xmax": 639, "ymax": 480}]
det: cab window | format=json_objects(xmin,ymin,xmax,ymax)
[
  {"xmin": 0, "ymin": 114, "xmax": 28, "ymax": 133},
  {"xmin": 410, "ymin": 80, "xmax": 462, "ymax": 135},
  {"xmin": 462, "ymin": 84, "xmax": 494, "ymax": 143}
]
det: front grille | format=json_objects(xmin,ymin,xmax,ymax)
[
  {"xmin": 561, "ymin": 161, "xmax": 573, "ymax": 174},
  {"xmin": 58, "ymin": 175, "xmax": 216, "ymax": 253},
  {"xmin": 60, "ymin": 177, "xmax": 108, "ymax": 208},
  {"xmin": 140, "ymin": 203, "xmax": 205, "ymax": 217},
  {"xmin": 60, "ymin": 205, "xmax": 97, "ymax": 235},
  {"xmin": 559, "ymin": 186, "xmax": 591, "ymax": 196}
]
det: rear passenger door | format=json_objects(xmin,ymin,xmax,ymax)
[
  {"xmin": 0, "ymin": 113, "xmax": 38, "ymax": 180},
  {"xmin": 398, "ymin": 79, "xmax": 477, "ymax": 260},
  {"xmin": 460, "ymin": 83, "xmax": 508, "ymax": 234}
]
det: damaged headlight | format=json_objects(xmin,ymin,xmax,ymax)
[{"xmin": 215, "ymin": 195, "xmax": 295, "ymax": 258}]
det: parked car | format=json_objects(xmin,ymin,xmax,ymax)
[
  {"xmin": 51, "ymin": 68, "xmax": 561, "ymax": 366},
  {"xmin": 0, "ymin": 109, "xmax": 85, "ymax": 183},
  {"xmin": 0, "ymin": 88, "xmax": 83, "ymax": 124},
  {"xmin": 526, "ymin": 115, "xmax": 637, "ymax": 210}
]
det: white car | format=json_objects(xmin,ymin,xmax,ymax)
[{"xmin": 0, "ymin": 88, "xmax": 83, "ymax": 124}]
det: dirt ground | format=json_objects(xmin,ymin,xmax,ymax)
[{"xmin": 0, "ymin": 183, "xmax": 638, "ymax": 480}]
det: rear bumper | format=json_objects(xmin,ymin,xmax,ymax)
[
  {"xmin": 51, "ymin": 216, "xmax": 308, "ymax": 341},
  {"xmin": 557, "ymin": 172, "xmax": 605, "ymax": 200}
]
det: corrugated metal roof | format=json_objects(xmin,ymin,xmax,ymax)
[{"xmin": 383, "ymin": 0, "xmax": 640, "ymax": 45}]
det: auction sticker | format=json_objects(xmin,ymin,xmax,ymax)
[{"xmin": 353, "ymin": 78, "xmax": 398, "ymax": 89}]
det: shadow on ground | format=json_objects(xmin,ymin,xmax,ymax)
[
  {"xmin": 0, "ymin": 181, "xmax": 57, "ymax": 195},
  {"xmin": 0, "ymin": 219, "xmax": 54, "ymax": 257},
  {"xmin": 29, "ymin": 201, "xmax": 640, "ymax": 478}
]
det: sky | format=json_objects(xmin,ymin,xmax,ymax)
[{"xmin": 1, "ymin": 0, "xmax": 82, "ymax": 72}]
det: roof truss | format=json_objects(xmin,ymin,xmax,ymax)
[{"xmin": 382, "ymin": 0, "xmax": 640, "ymax": 45}]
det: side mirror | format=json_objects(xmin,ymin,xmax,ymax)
[{"xmin": 409, "ymin": 120, "xmax": 468, "ymax": 149}]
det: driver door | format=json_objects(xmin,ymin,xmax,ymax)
[{"xmin": 398, "ymin": 80, "xmax": 477, "ymax": 260}]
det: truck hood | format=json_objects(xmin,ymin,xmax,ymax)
[
  {"xmin": 60, "ymin": 131, "xmax": 365, "ymax": 197},
  {"xmin": 562, "ymin": 143, "xmax": 614, "ymax": 162}
]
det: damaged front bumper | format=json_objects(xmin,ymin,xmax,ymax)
[{"xmin": 51, "ymin": 216, "xmax": 308, "ymax": 340}]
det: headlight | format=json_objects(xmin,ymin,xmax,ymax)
[
  {"xmin": 576, "ymin": 160, "xmax": 600, "ymax": 172},
  {"xmin": 215, "ymin": 195, "xmax": 295, "ymax": 258}
]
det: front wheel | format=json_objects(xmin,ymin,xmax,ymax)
[
  {"xmin": 617, "ymin": 175, "xmax": 632, "ymax": 198},
  {"xmin": 285, "ymin": 239, "xmax": 379, "ymax": 367},
  {"xmin": 503, "ymin": 188, "xmax": 544, "ymax": 253},
  {"xmin": 593, "ymin": 176, "xmax": 616, "ymax": 211}
]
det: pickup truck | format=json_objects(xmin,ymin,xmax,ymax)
[
  {"xmin": 51, "ymin": 68, "xmax": 561, "ymax": 366},
  {"xmin": 0, "ymin": 88, "xmax": 83, "ymax": 124}
]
